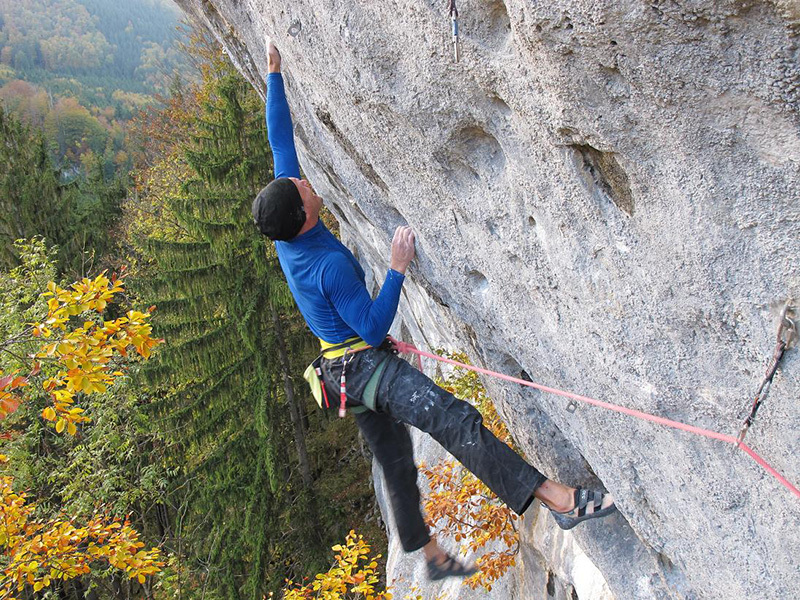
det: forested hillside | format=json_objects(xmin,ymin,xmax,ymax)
[
  {"xmin": 0, "ymin": 0, "xmax": 189, "ymax": 272},
  {"xmin": 0, "ymin": 0, "xmax": 184, "ymax": 83},
  {"xmin": 0, "ymin": 0, "xmax": 189, "ymax": 172}
]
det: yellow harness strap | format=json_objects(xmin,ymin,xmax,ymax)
[{"xmin": 320, "ymin": 336, "xmax": 370, "ymax": 358}]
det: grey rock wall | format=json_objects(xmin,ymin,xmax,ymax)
[{"xmin": 174, "ymin": 1, "xmax": 800, "ymax": 598}]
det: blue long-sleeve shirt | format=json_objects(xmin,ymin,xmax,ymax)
[{"xmin": 266, "ymin": 72, "xmax": 405, "ymax": 347}]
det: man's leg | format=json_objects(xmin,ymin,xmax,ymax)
[
  {"xmin": 375, "ymin": 354, "xmax": 615, "ymax": 521},
  {"xmin": 375, "ymin": 354, "xmax": 547, "ymax": 514},
  {"xmin": 353, "ymin": 409, "xmax": 431, "ymax": 553}
]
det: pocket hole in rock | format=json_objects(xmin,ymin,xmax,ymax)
[
  {"xmin": 463, "ymin": 0, "xmax": 513, "ymax": 53},
  {"xmin": 546, "ymin": 570, "xmax": 556, "ymax": 596},
  {"xmin": 488, "ymin": 92, "xmax": 512, "ymax": 118},
  {"xmin": 499, "ymin": 353, "xmax": 531, "ymax": 386},
  {"xmin": 571, "ymin": 143, "xmax": 634, "ymax": 216},
  {"xmin": 466, "ymin": 270, "xmax": 489, "ymax": 294},
  {"xmin": 437, "ymin": 125, "xmax": 507, "ymax": 188}
]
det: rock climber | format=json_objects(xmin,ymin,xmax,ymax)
[{"xmin": 251, "ymin": 41, "xmax": 617, "ymax": 580}]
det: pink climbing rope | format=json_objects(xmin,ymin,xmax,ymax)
[{"xmin": 387, "ymin": 337, "xmax": 800, "ymax": 500}]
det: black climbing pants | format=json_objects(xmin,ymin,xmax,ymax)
[{"xmin": 321, "ymin": 347, "xmax": 547, "ymax": 553}]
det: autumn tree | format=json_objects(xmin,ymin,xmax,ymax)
[
  {"xmin": 420, "ymin": 353, "xmax": 521, "ymax": 592},
  {"xmin": 0, "ymin": 239, "xmax": 164, "ymax": 599},
  {"xmin": 283, "ymin": 531, "xmax": 392, "ymax": 600},
  {"xmin": 44, "ymin": 96, "xmax": 108, "ymax": 162}
]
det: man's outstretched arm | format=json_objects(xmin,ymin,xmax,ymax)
[{"xmin": 266, "ymin": 42, "xmax": 300, "ymax": 180}]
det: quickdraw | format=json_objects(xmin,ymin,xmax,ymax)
[
  {"xmin": 448, "ymin": 0, "xmax": 459, "ymax": 62},
  {"xmin": 737, "ymin": 302, "xmax": 797, "ymax": 443},
  {"xmin": 339, "ymin": 348, "xmax": 350, "ymax": 418}
]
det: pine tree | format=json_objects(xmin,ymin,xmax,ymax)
[
  {"xmin": 0, "ymin": 106, "xmax": 67, "ymax": 268},
  {"xmin": 185, "ymin": 65, "xmax": 315, "ymax": 492},
  {"xmin": 0, "ymin": 106, "xmax": 126, "ymax": 277},
  {"xmin": 135, "ymin": 44, "xmax": 326, "ymax": 599},
  {"xmin": 60, "ymin": 153, "xmax": 126, "ymax": 277}
]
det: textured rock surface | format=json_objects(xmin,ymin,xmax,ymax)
[{"xmin": 174, "ymin": 1, "xmax": 799, "ymax": 598}]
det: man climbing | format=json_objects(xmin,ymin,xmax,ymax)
[{"xmin": 252, "ymin": 41, "xmax": 617, "ymax": 580}]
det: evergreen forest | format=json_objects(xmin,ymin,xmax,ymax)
[{"xmin": 0, "ymin": 12, "xmax": 386, "ymax": 600}]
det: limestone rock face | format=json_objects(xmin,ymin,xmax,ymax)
[{"xmin": 174, "ymin": 1, "xmax": 799, "ymax": 598}]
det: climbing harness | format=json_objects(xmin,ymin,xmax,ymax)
[
  {"xmin": 303, "ymin": 337, "xmax": 371, "ymax": 415},
  {"xmin": 335, "ymin": 343, "xmax": 374, "ymax": 417},
  {"xmin": 448, "ymin": 0, "xmax": 459, "ymax": 62},
  {"xmin": 387, "ymin": 335, "xmax": 800, "ymax": 500},
  {"xmin": 737, "ymin": 303, "xmax": 797, "ymax": 444}
]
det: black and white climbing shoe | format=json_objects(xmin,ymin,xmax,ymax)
[
  {"xmin": 426, "ymin": 554, "xmax": 478, "ymax": 581},
  {"xmin": 544, "ymin": 487, "xmax": 617, "ymax": 530}
]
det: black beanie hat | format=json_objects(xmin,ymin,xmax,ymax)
[{"xmin": 251, "ymin": 178, "xmax": 306, "ymax": 240}]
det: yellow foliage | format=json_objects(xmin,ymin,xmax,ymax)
[
  {"xmin": 283, "ymin": 531, "xmax": 392, "ymax": 600},
  {"xmin": 419, "ymin": 352, "xmax": 520, "ymax": 591},
  {"xmin": 26, "ymin": 271, "xmax": 163, "ymax": 434},
  {"xmin": 1, "ymin": 270, "xmax": 165, "ymax": 598},
  {"xmin": 0, "ymin": 475, "xmax": 164, "ymax": 600}
]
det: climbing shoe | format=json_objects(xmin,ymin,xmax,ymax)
[
  {"xmin": 426, "ymin": 553, "xmax": 478, "ymax": 581},
  {"xmin": 545, "ymin": 487, "xmax": 617, "ymax": 530}
]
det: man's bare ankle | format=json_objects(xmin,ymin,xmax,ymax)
[
  {"xmin": 535, "ymin": 479, "xmax": 576, "ymax": 513},
  {"xmin": 422, "ymin": 540, "xmax": 447, "ymax": 563}
]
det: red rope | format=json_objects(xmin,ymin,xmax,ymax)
[{"xmin": 388, "ymin": 337, "xmax": 800, "ymax": 500}]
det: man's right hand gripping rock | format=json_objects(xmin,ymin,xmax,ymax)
[
  {"xmin": 390, "ymin": 226, "xmax": 416, "ymax": 275},
  {"xmin": 267, "ymin": 39, "xmax": 281, "ymax": 73}
]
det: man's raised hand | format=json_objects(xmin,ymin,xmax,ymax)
[
  {"xmin": 390, "ymin": 226, "xmax": 416, "ymax": 275},
  {"xmin": 267, "ymin": 40, "xmax": 281, "ymax": 73}
]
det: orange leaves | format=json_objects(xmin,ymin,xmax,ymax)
[
  {"xmin": 466, "ymin": 550, "xmax": 518, "ymax": 592},
  {"xmin": 0, "ymin": 478, "xmax": 165, "ymax": 599},
  {"xmin": 420, "ymin": 352, "xmax": 521, "ymax": 591},
  {"xmin": 0, "ymin": 373, "xmax": 28, "ymax": 419},
  {"xmin": 0, "ymin": 394, "xmax": 22, "ymax": 418},
  {"xmin": 283, "ymin": 531, "xmax": 392, "ymax": 600}
]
